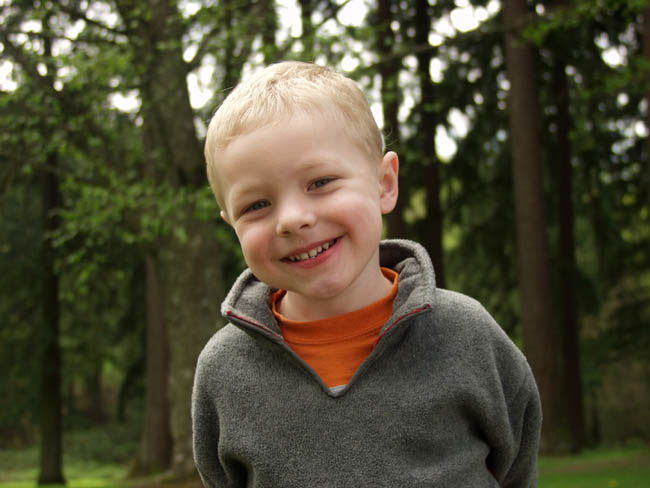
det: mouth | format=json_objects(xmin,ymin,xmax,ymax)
[{"xmin": 285, "ymin": 237, "xmax": 339, "ymax": 263}]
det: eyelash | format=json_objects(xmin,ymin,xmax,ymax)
[
  {"xmin": 310, "ymin": 177, "xmax": 335, "ymax": 189},
  {"xmin": 243, "ymin": 200, "xmax": 270, "ymax": 214},
  {"xmin": 240, "ymin": 177, "xmax": 335, "ymax": 215}
]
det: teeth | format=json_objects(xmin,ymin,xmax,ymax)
[{"xmin": 288, "ymin": 239, "xmax": 336, "ymax": 262}]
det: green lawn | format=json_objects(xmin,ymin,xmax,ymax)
[
  {"xmin": 539, "ymin": 448, "xmax": 650, "ymax": 488},
  {"xmin": 0, "ymin": 445, "xmax": 127, "ymax": 488},
  {"xmin": 1, "ymin": 444, "xmax": 648, "ymax": 487}
]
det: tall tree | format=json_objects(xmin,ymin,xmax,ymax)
[
  {"xmin": 298, "ymin": 0, "xmax": 316, "ymax": 60},
  {"xmin": 414, "ymin": 0, "xmax": 445, "ymax": 288},
  {"xmin": 374, "ymin": 0, "xmax": 406, "ymax": 239},
  {"xmin": 111, "ymin": 0, "xmax": 224, "ymax": 474},
  {"xmin": 502, "ymin": 0, "xmax": 566, "ymax": 452},
  {"xmin": 38, "ymin": 150, "xmax": 65, "ymax": 485},
  {"xmin": 131, "ymin": 253, "xmax": 172, "ymax": 474},
  {"xmin": 552, "ymin": 55, "xmax": 585, "ymax": 450},
  {"xmin": 0, "ymin": 12, "xmax": 67, "ymax": 483},
  {"xmin": 641, "ymin": 7, "xmax": 650, "ymax": 209}
]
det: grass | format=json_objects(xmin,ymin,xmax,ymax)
[
  {"xmin": 0, "ymin": 444, "xmax": 127, "ymax": 487},
  {"xmin": 1, "ymin": 435, "xmax": 649, "ymax": 487},
  {"xmin": 0, "ymin": 422, "xmax": 136, "ymax": 488},
  {"xmin": 539, "ymin": 448, "xmax": 650, "ymax": 488}
]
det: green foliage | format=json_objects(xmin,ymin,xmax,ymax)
[
  {"xmin": 525, "ymin": 0, "xmax": 650, "ymax": 46},
  {"xmin": 0, "ymin": 183, "xmax": 42, "ymax": 443}
]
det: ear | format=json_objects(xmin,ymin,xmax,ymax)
[
  {"xmin": 220, "ymin": 210, "xmax": 232, "ymax": 226},
  {"xmin": 378, "ymin": 151, "xmax": 399, "ymax": 215}
]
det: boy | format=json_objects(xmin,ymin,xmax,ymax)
[{"xmin": 192, "ymin": 61, "xmax": 541, "ymax": 487}]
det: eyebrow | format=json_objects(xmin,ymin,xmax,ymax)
[
  {"xmin": 228, "ymin": 183, "xmax": 266, "ymax": 207},
  {"xmin": 290, "ymin": 158, "xmax": 339, "ymax": 176}
]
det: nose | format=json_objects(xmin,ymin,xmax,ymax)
[{"xmin": 275, "ymin": 198, "xmax": 316, "ymax": 236}]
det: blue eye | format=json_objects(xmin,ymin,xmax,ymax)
[
  {"xmin": 311, "ymin": 177, "xmax": 334, "ymax": 189},
  {"xmin": 245, "ymin": 200, "xmax": 270, "ymax": 213}
]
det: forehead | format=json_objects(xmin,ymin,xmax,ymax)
[{"xmin": 214, "ymin": 113, "xmax": 377, "ymax": 206}]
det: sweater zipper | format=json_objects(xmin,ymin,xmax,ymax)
[
  {"xmin": 374, "ymin": 304, "xmax": 432, "ymax": 346},
  {"xmin": 225, "ymin": 310, "xmax": 332, "ymax": 391},
  {"xmin": 224, "ymin": 310, "xmax": 288, "ymax": 345},
  {"xmin": 225, "ymin": 304, "xmax": 433, "ymax": 394}
]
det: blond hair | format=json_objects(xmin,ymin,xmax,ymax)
[{"xmin": 204, "ymin": 61, "xmax": 384, "ymax": 205}]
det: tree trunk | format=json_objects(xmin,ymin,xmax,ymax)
[
  {"xmin": 117, "ymin": 357, "xmax": 144, "ymax": 422},
  {"xmin": 298, "ymin": 0, "xmax": 315, "ymax": 60},
  {"xmin": 38, "ymin": 20, "xmax": 65, "ymax": 485},
  {"xmin": 259, "ymin": 0, "xmax": 278, "ymax": 64},
  {"xmin": 161, "ymin": 222, "xmax": 223, "ymax": 475},
  {"xmin": 376, "ymin": 0, "xmax": 406, "ymax": 239},
  {"xmin": 38, "ymin": 151, "xmax": 65, "ymax": 486},
  {"xmin": 84, "ymin": 363, "xmax": 104, "ymax": 424},
  {"xmin": 502, "ymin": 0, "xmax": 567, "ymax": 453},
  {"xmin": 131, "ymin": 254, "xmax": 172, "ymax": 474},
  {"xmin": 553, "ymin": 58, "xmax": 585, "ymax": 451},
  {"xmin": 638, "ymin": 20, "xmax": 650, "ymax": 441},
  {"xmin": 115, "ymin": 0, "xmax": 226, "ymax": 476},
  {"xmin": 415, "ymin": 0, "xmax": 445, "ymax": 289}
]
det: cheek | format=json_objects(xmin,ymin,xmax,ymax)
[
  {"xmin": 235, "ymin": 226, "xmax": 270, "ymax": 265},
  {"xmin": 328, "ymin": 193, "xmax": 383, "ymax": 235}
]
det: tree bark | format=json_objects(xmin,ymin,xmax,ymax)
[
  {"xmin": 84, "ymin": 363, "xmax": 104, "ymax": 423},
  {"xmin": 113, "ymin": 0, "xmax": 226, "ymax": 476},
  {"xmin": 638, "ymin": 19, "xmax": 650, "ymax": 438},
  {"xmin": 502, "ymin": 0, "xmax": 567, "ymax": 453},
  {"xmin": 131, "ymin": 254, "xmax": 172, "ymax": 474},
  {"xmin": 259, "ymin": 0, "xmax": 278, "ymax": 64},
  {"xmin": 415, "ymin": 0, "xmax": 445, "ymax": 289},
  {"xmin": 553, "ymin": 58, "xmax": 585, "ymax": 451},
  {"xmin": 161, "ymin": 222, "xmax": 223, "ymax": 475},
  {"xmin": 38, "ymin": 18, "xmax": 65, "ymax": 485},
  {"xmin": 376, "ymin": 0, "xmax": 406, "ymax": 239},
  {"xmin": 38, "ymin": 149, "xmax": 66, "ymax": 486}
]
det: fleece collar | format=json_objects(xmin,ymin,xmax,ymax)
[{"xmin": 221, "ymin": 239, "xmax": 437, "ymax": 337}]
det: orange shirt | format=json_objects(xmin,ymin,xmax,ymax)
[{"xmin": 271, "ymin": 268, "xmax": 399, "ymax": 389}]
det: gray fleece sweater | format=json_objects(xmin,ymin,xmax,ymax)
[{"xmin": 192, "ymin": 239, "xmax": 541, "ymax": 487}]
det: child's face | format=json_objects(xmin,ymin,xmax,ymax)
[{"xmin": 217, "ymin": 111, "xmax": 398, "ymax": 316}]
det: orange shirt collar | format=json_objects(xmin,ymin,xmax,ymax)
[{"xmin": 271, "ymin": 267, "xmax": 399, "ymax": 344}]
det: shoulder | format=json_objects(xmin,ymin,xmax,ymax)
[
  {"xmin": 431, "ymin": 288, "xmax": 502, "ymax": 342},
  {"xmin": 195, "ymin": 324, "xmax": 256, "ymax": 381},
  {"xmin": 428, "ymin": 288, "xmax": 533, "ymax": 387}
]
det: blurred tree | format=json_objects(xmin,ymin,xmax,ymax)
[
  {"xmin": 0, "ymin": 11, "xmax": 67, "ymax": 482},
  {"xmin": 641, "ymin": 7, "xmax": 650, "ymax": 209},
  {"xmin": 134, "ymin": 253, "xmax": 171, "ymax": 473},
  {"xmin": 108, "ymin": 0, "xmax": 223, "ymax": 474},
  {"xmin": 502, "ymin": 0, "xmax": 566, "ymax": 452},
  {"xmin": 551, "ymin": 49, "xmax": 586, "ymax": 451},
  {"xmin": 373, "ymin": 0, "xmax": 407, "ymax": 239},
  {"xmin": 413, "ymin": 0, "xmax": 446, "ymax": 288},
  {"xmin": 535, "ymin": 0, "xmax": 587, "ymax": 451}
]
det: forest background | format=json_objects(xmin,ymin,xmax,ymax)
[{"xmin": 1, "ymin": 0, "xmax": 649, "ymax": 485}]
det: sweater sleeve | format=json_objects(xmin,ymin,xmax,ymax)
[
  {"xmin": 192, "ymin": 345, "xmax": 230, "ymax": 488},
  {"xmin": 496, "ymin": 365, "xmax": 542, "ymax": 488}
]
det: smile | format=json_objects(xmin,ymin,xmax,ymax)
[{"xmin": 286, "ymin": 238, "xmax": 338, "ymax": 262}]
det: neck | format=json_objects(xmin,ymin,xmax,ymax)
[{"xmin": 278, "ymin": 267, "xmax": 393, "ymax": 322}]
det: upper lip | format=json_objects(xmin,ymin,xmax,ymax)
[{"xmin": 283, "ymin": 237, "xmax": 338, "ymax": 260}]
